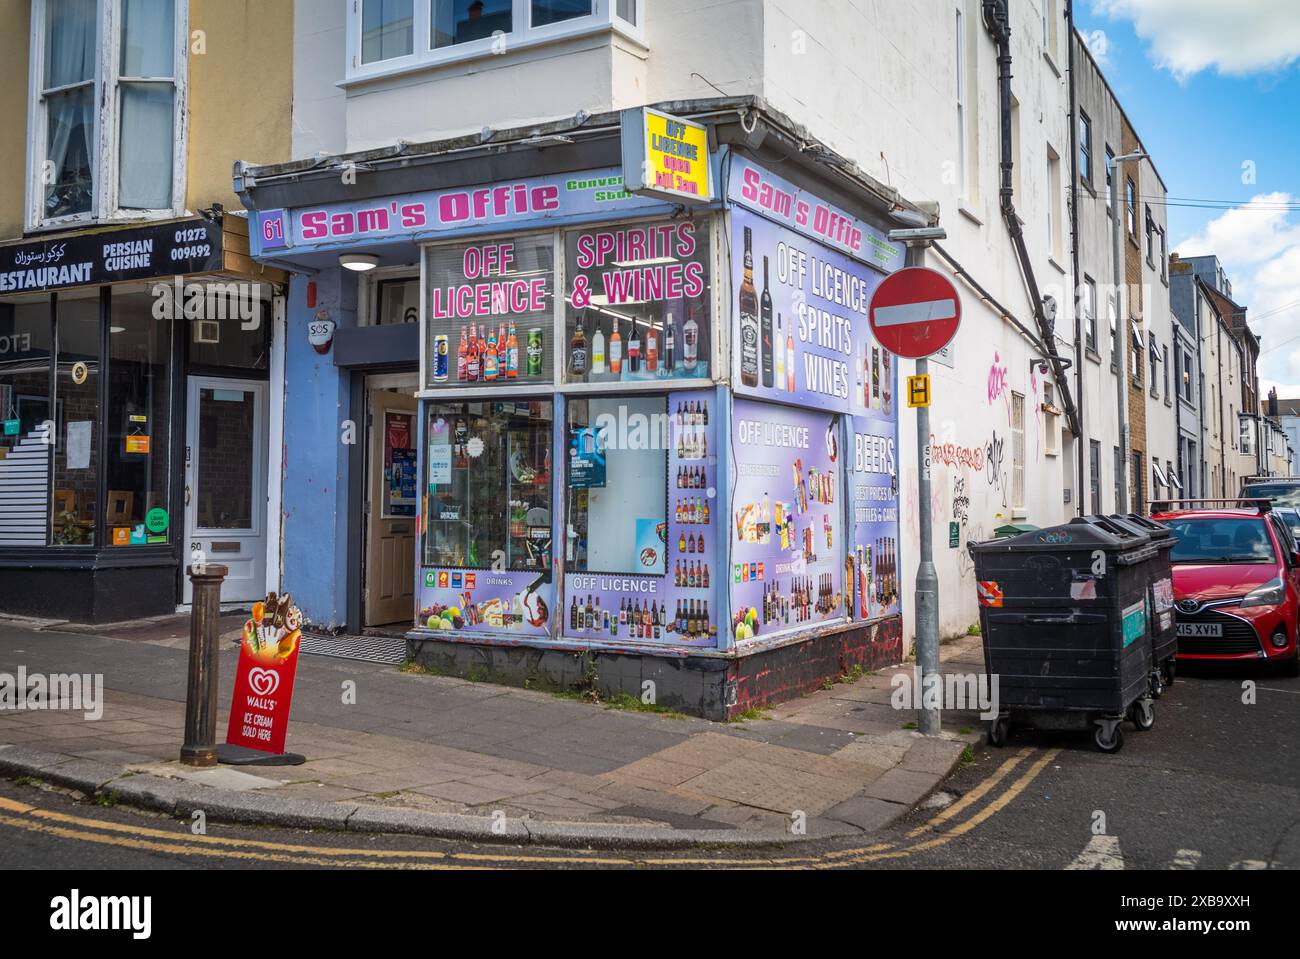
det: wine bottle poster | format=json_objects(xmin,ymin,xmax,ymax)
[
  {"xmin": 729, "ymin": 398, "xmax": 844, "ymax": 642},
  {"xmin": 731, "ymin": 207, "xmax": 890, "ymax": 416}
]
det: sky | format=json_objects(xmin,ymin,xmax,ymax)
[{"xmin": 1075, "ymin": 0, "xmax": 1300, "ymax": 399}]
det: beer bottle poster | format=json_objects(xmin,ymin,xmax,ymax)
[
  {"xmin": 730, "ymin": 207, "xmax": 888, "ymax": 415},
  {"xmin": 729, "ymin": 398, "xmax": 843, "ymax": 641}
]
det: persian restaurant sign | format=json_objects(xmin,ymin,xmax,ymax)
[
  {"xmin": 621, "ymin": 107, "xmax": 714, "ymax": 204},
  {"xmin": 0, "ymin": 218, "xmax": 222, "ymax": 294},
  {"xmin": 253, "ymin": 168, "xmax": 673, "ymax": 257},
  {"xmin": 727, "ymin": 155, "xmax": 903, "ymax": 271}
]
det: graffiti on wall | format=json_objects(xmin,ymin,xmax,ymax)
[
  {"xmin": 987, "ymin": 351, "xmax": 1010, "ymax": 424},
  {"xmin": 985, "ymin": 431, "xmax": 1007, "ymax": 508}
]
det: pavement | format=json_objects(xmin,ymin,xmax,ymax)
[{"xmin": 0, "ymin": 615, "xmax": 985, "ymax": 848}]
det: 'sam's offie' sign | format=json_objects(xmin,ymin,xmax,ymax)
[{"xmin": 621, "ymin": 107, "xmax": 714, "ymax": 204}]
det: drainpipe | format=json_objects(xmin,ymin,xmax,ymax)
[
  {"xmin": 1065, "ymin": 1, "xmax": 1085, "ymax": 515},
  {"xmin": 982, "ymin": 0, "xmax": 1081, "ymax": 442}
]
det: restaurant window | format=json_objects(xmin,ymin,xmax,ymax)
[
  {"xmin": 565, "ymin": 395, "xmax": 668, "ymax": 575},
  {"xmin": 563, "ymin": 218, "xmax": 713, "ymax": 385},
  {"xmin": 105, "ymin": 288, "xmax": 173, "ymax": 546},
  {"xmin": 29, "ymin": 0, "xmax": 186, "ymax": 228},
  {"xmin": 423, "ymin": 399, "xmax": 552, "ymax": 570},
  {"xmin": 52, "ymin": 289, "xmax": 101, "ymax": 545},
  {"xmin": 423, "ymin": 234, "xmax": 555, "ymax": 391},
  {"xmin": 0, "ymin": 296, "xmax": 53, "ymax": 546}
]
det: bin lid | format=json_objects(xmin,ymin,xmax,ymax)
[
  {"xmin": 993, "ymin": 523, "xmax": 1040, "ymax": 538},
  {"xmin": 970, "ymin": 515, "xmax": 1154, "ymax": 558},
  {"xmin": 1107, "ymin": 513, "xmax": 1177, "ymax": 548}
]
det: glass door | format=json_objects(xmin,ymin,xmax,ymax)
[{"xmin": 184, "ymin": 377, "xmax": 268, "ymax": 605}]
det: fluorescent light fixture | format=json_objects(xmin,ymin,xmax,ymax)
[{"xmin": 340, "ymin": 253, "xmax": 380, "ymax": 272}]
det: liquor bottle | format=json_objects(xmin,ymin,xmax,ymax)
[
  {"xmin": 761, "ymin": 256, "xmax": 774, "ymax": 388},
  {"xmin": 775, "ymin": 316, "xmax": 785, "ymax": 390},
  {"xmin": 484, "ymin": 326, "xmax": 499, "ymax": 381},
  {"xmin": 702, "ymin": 402, "xmax": 709, "ymax": 427},
  {"xmin": 592, "ymin": 321, "xmax": 606, "ymax": 375},
  {"xmin": 506, "ymin": 321, "xmax": 519, "ymax": 379},
  {"xmin": 609, "ymin": 321, "xmax": 623, "ymax": 377},
  {"xmin": 466, "ymin": 326, "xmax": 481, "ymax": 382},
  {"xmin": 679, "ymin": 530, "xmax": 687, "ymax": 554},
  {"xmin": 785, "ymin": 323, "xmax": 795, "ymax": 393},
  {"xmin": 628, "ymin": 318, "xmax": 641, "ymax": 374},
  {"xmin": 683, "ymin": 300, "xmax": 700, "ymax": 372},
  {"xmin": 585, "ymin": 595, "xmax": 594, "ymax": 630},
  {"xmin": 457, "ymin": 325, "xmax": 468, "ymax": 382},
  {"xmin": 569, "ymin": 313, "xmax": 588, "ymax": 379},
  {"xmin": 702, "ymin": 563, "xmax": 709, "ymax": 589},
  {"xmin": 882, "ymin": 351, "xmax": 893, "ymax": 415},
  {"xmin": 871, "ymin": 345, "xmax": 880, "ymax": 408},
  {"xmin": 646, "ymin": 321, "xmax": 658, "ymax": 374},
  {"xmin": 663, "ymin": 311, "xmax": 676, "ymax": 374},
  {"xmin": 569, "ymin": 595, "xmax": 578, "ymax": 631},
  {"xmin": 739, "ymin": 227, "xmax": 760, "ymax": 387}
]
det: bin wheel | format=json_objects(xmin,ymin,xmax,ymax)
[
  {"xmin": 1129, "ymin": 698, "xmax": 1155, "ymax": 732},
  {"xmin": 1149, "ymin": 667, "xmax": 1165, "ymax": 700},
  {"xmin": 988, "ymin": 716, "xmax": 1010, "ymax": 747},
  {"xmin": 1092, "ymin": 721, "xmax": 1124, "ymax": 754}
]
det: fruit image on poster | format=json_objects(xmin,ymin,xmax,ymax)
[
  {"xmin": 730, "ymin": 398, "xmax": 844, "ymax": 641},
  {"xmin": 226, "ymin": 593, "xmax": 304, "ymax": 755},
  {"xmin": 419, "ymin": 569, "xmax": 554, "ymax": 637}
]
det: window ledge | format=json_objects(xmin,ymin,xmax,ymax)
[
  {"xmin": 1043, "ymin": 49, "xmax": 1061, "ymax": 78},
  {"xmin": 958, "ymin": 204, "xmax": 983, "ymax": 226},
  {"xmin": 340, "ymin": 20, "xmax": 646, "ymax": 89},
  {"xmin": 1085, "ymin": 347, "xmax": 1101, "ymax": 365},
  {"xmin": 1048, "ymin": 256, "xmax": 1066, "ymax": 275}
]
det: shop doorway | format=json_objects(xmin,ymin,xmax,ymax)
[
  {"xmin": 183, "ymin": 377, "xmax": 268, "ymax": 605},
  {"xmin": 364, "ymin": 379, "xmax": 419, "ymax": 628}
]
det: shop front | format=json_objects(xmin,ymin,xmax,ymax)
[
  {"xmin": 237, "ymin": 101, "xmax": 909, "ymax": 717},
  {"xmin": 0, "ymin": 215, "xmax": 284, "ymax": 622}
]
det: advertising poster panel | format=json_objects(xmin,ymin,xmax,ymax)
[
  {"xmin": 563, "ymin": 389, "xmax": 717, "ymax": 648},
  {"xmin": 730, "ymin": 398, "xmax": 845, "ymax": 641}
]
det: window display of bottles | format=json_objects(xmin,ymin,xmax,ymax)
[
  {"xmin": 567, "ymin": 305, "xmax": 709, "ymax": 384},
  {"xmin": 759, "ymin": 574, "xmax": 843, "ymax": 627},
  {"xmin": 450, "ymin": 322, "xmax": 543, "ymax": 384},
  {"xmin": 676, "ymin": 400, "xmax": 709, "ymax": 460},
  {"xmin": 566, "ymin": 593, "xmax": 714, "ymax": 643}
]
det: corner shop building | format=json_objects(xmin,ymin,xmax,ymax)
[{"xmin": 237, "ymin": 98, "xmax": 913, "ymax": 718}]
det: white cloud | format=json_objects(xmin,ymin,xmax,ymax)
[
  {"xmin": 1094, "ymin": 0, "xmax": 1300, "ymax": 80},
  {"xmin": 1174, "ymin": 193, "xmax": 1300, "ymax": 266},
  {"xmin": 1175, "ymin": 194, "xmax": 1300, "ymax": 390}
]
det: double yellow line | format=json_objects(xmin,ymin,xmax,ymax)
[{"xmin": 0, "ymin": 746, "xmax": 1060, "ymax": 869}]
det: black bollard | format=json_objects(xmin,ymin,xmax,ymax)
[{"xmin": 180, "ymin": 564, "xmax": 229, "ymax": 767}]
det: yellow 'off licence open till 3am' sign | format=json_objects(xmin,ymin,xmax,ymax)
[{"xmin": 621, "ymin": 107, "xmax": 714, "ymax": 204}]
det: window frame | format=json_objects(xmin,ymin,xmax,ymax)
[
  {"xmin": 345, "ymin": 0, "xmax": 645, "ymax": 83},
  {"xmin": 1082, "ymin": 275, "xmax": 1097, "ymax": 353},
  {"xmin": 25, "ymin": 0, "xmax": 189, "ymax": 232},
  {"xmin": 1078, "ymin": 110, "xmax": 1092, "ymax": 188}
]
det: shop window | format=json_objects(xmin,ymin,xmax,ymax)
[
  {"xmin": 565, "ymin": 396, "xmax": 668, "ymax": 575},
  {"xmin": 563, "ymin": 218, "xmax": 712, "ymax": 385},
  {"xmin": 105, "ymin": 289, "xmax": 173, "ymax": 546},
  {"xmin": 424, "ymin": 235, "xmax": 555, "ymax": 390},
  {"xmin": 29, "ymin": 0, "xmax": 186, "ymax": 229},
  {"xmin": 424, "ymin": 399, "xmax": 552, "ymax": 570},
  {"xmin": 0, "ymin": 296, "xmax": 53, "ymax": 547},
  {"xmin": 52, "ymin": 290, "xmax": 101, "ymax": 545}
]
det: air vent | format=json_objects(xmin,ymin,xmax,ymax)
[{"xmin": 193, "ymin": 320, "xmax": 220, "ymax": 345}]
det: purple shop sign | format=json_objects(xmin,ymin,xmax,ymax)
[
  {"xmin": 563, "ymin": 389, "xmax": 718, "ymax": 649},
  {"xmin": 418, "ymin": 569, "xmax": 554, "ymax": 638},
  {"xmin": 727, "ymin": 155, "xmax": 903, "ymax": 271},
  {"xmin": 252, "ymin": 169, "xmax": 670, "ymax": 257},
  {"xmin": 730, "ymin": 398, "xmax": 846, "ymax": 642},
  {"xmin": 732, "ymin": 208, "xmax": 892, "ymax": 415}
]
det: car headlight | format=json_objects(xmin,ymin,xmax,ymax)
[{"xmin": 1240, "ymin": 577, "xmax": 1286, "ymax": 608}]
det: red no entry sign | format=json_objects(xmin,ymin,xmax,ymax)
[{"xmin": 868, "ymin": 267, "xmax": 961, "ymax": 359}]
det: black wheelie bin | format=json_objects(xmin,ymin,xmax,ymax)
[
  {"xmin": 1104, "ymin": 513, "xmax": 1178, "ymax": 696},
  {"xmin": 968, "ymin": 516, "xmax": 1157, "ymax": 753}
]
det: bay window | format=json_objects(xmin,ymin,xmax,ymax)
[
  {"xmin": 28, "ymin": 0, "xmax": 187, "ymax": 229},
  {"xmin": 348, "ymin": 0, "xmax": 643, "ymax": 79}
]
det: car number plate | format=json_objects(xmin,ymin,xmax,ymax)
[{"xmin": 1177, "ymin": 622, "xmax": 1223, "ymax": 638}]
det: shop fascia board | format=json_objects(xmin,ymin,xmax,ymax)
[{"xmin": 231, "ymin": 96, "xmax": 929, "ymax": 231}]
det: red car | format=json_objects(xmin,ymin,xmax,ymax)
[{"xmin": 1152, "ymin": 500, "xmax": 1300, "ymax": 676}]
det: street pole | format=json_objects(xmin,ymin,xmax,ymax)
[
  {"xmin": 180, "ymin": 563, "xmax": 228, "ymax": 767},
  {"xmin": 905, "ymin": 241, "xmax": 940, "ymax": 738},
  {"xmin": 1110, "ymin": 164, "xmax": 1128, "ymax": 514}
]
